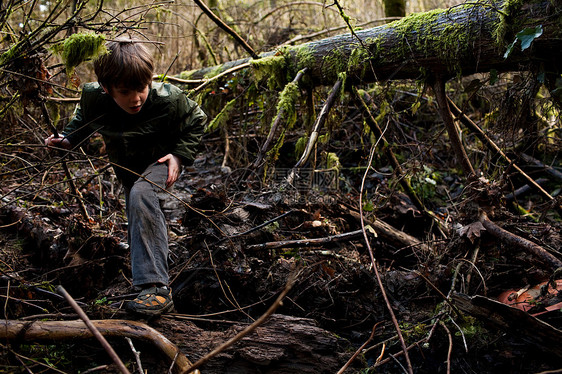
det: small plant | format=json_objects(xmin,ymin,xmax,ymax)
[{"xmin": 411, "ymin": 165, "xmax": 440, "ymax": 200}]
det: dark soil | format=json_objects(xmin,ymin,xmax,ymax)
[{"xmin": 1, "ymin": 152, "xmax": 561, "ymax": 373}]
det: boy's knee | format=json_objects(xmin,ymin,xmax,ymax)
[{"xmin": 127, "ymin": 182, "xmax": 154, "ymax": 207}]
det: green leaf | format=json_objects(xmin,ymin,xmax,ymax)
[
  {"xmin": 518, "ymin": 25, "xmax": 543, "ymax": 51},
  {"xmin": 503, "ymin": 39, "xmax": 517, "ymax": 59},
  {"xmin": 503, "ymin": 25, "xmax": 543, "ymax": 59},
  {"xmin": 489, "ymin": 69, "xmax": 498, "ymax": 85},
  {"xmin": 362, "ymin": 200, "xmax": 374, "ymax": 212}
]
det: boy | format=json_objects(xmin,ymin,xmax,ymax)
[{"xmin": 45, "ymin": 39, "xmax": 207, "ymax": 317}]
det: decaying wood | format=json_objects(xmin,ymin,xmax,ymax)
[
  {"xmin": 452, "ymin": 292, "xmax": 562, "ymax": 358},
  {"xmin": 479, "ymin": 211, "xmax": 562, "ymax": 270},
  {"xmin": 157, "ymin": 314, "xmax": 350, "ymax": 373},
  {"xmin": 0, "ymin": 319, "xmax": 198, "ymax": 374},
  {"xmin": 520, "ymin": 153, "xmax": 562, "ymax": 183},
  {"xmin": 504, "ymin": 178, "xmax": 549, "ymax": 201},
  {"xmin": 185, "ymin": 274, "xmax": 295, "ymax": 373}
]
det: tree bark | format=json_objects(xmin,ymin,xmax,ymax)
[{"xmin": 180, "ymin": 0, "xmax": 562, "ymax": 87}]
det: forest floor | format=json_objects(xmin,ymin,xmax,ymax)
[{"xmin": 1, "ymin": 95, "xmax": 562, "ymax": 373}]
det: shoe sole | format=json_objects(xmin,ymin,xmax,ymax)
[{"xmin": 127, "ymin": 301, "xmax": 175, "ymax": 317}]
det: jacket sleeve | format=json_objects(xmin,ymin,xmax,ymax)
[
  {"xmin": 171, "ymin": 95, "xmax": 207, "ymax": 165},
  {"xmin": 61, "ymin": 91, "xmax": 100, "ymax": 147}
]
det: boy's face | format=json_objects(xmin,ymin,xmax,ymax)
[{"xmin": 104, "ymin": 84, "xmax": 149, "ymax": 114}]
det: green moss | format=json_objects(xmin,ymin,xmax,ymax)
[
  {"xmin": 322, "ymin": 46, "xmax": 350, "ymax": 81},
  {"xmin": 274, "ymin": 79, "xmax": 301, "ymax": 129},
  {"xmin": 203, "ymin": 65, "xmax": 224, "ymax": 80},
  {"xmin": 206, "ymin": 98, "xmax": 236, "ymax": 133},
  {"xmin": 177, "ymin": 69, "xmax": 196, "ymax": 80},
  {"xmin": 251, "ymin": 54, "xmax": 287, "ymax": 89},
  {"xmin": 325, "ymin": 151, "xmax": 341, "ymax": 170},
  {"xmin": 494, "ymin": 0, "xmax": 525, "ymax": 44},
  {"xmin": 50, "ymin": 33, "xmax": 107, "ymax": 74},
  {"xmin": 265, "ymin": 128, "xmax": 286, "ymax": 165},
  {"xmin": 295, "ymin": 135, "xmax": 308, "ymax": 159},
  {"xmin": 0, "ymin": 43, "xmax": 20, "ymax": 66},
  {"xmin": 386, "ymin": 4, "xmax": 490, "ymax": 73},
  {"xmin": 295, "ymin": 45, "xmax": 316, "ymax": 72},
  {"xmin": 347, "ymin": 47, "xmax": 371, "ymax": 79}
]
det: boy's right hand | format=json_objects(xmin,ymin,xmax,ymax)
[{"xmin": 45, "ymin": 135, "xmax": 72, "ymax": 150}]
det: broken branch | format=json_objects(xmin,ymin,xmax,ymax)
[
  {"xmin": 479, "ymin": 211, "xmax": 562, "ymax": 270},
  {"xmin": 246, "ymin": 229, "xmax": 368, "ymax": 250}
]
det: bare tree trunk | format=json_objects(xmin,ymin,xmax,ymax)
[{"xmin": 383, "ymin": 0, "xmax": 405, "ymax": 18}]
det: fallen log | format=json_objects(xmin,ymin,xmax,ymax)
[
  {"xmin": 179, "ymin": 0, "xmax": 562, "ymax": 87},
  {"xmin": 159, "ymin": 314, "xmax": 351, "ymax": 374},
  {"xmin": 0, "ymin": 319, "xmax": 198, "ymax": 374}
]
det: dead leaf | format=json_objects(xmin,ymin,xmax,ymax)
[
  {"xmin": 458, "ymin": 221, "xmax": 486, "ymax": 243},
  {"xmin": 497, "ymin": 280, "xmax": 562, "ymax": 312}
]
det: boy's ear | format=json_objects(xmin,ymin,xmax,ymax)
[{"xmin": 100, "ymin": 83, "xmax": 110, "ymax": 94}]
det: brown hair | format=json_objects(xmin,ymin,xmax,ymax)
[{"xmin": 94, "ymin": 39, "xmax": 153, "ymax": 91}]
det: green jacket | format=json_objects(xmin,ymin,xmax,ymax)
[{"xmin": 63, "ymin": 82, "xmax": 207, "ymax": 187}]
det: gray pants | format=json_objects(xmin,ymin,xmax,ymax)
[{"xmin": 125, "ymin": 162, "xmax": 170, "ymax": 287}]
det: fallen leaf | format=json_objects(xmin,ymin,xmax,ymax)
[{"xmin": 458, "ymin": 221, "xmax": 486, "ymax": 243}]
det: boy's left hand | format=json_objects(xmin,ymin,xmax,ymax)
[{"xmin": 158, "ymin": 154, "xmax": 182, "ymax": 188}]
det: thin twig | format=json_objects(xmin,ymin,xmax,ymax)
[
  {"xmin": 447, "ymin": 97, "xmax": 555, "ymax": 202},
  {"xmin": 416, "ymin": 270, "xmax": 463, "ymax": 318},
  {"xmin": 41, "ymin": 102, "xmax": 91, "ymax": 221},
  {"xmin": 337, "ymin": 322, "xmax": 381, "ymax": 374},
  {"xmin": 192, "ymin": 0, "xmax": 258, "ymax": 59},
  {"xmin": 253, "ymin": 68, "xmax": 308, "ymax": 170},
  {"xmin": 439, "ymin": 321, "xmax": 453, "ymax": 374},
  {"xmin": 479, "ymin": 211, "xmax": 562, "ymax": 269},
  {"xmin": 287, "ymin": 78, "xmax": 342, "ymax": 185},
  {"xmin": 184, "ymin": 272, "xmax": 297, "ymax": 373},
  {"xmin": 56, "ymin": 286, "xmax": 130, "ymax": 374},
  {"xmin": 358, "ymin": 120, "xmax": 414, "ymax": 374},
  {"xmin": 126, "ymin": 337, "xmax": 144, "ymax": 374},
  {"xmin": 214, "ymin": 209, "xmax": 296, "ymax": 245},
  {"xmin": 246, "ymin": 229, "xmax": 368, "ymax": 250},
  {"xmin": 189, "ymin": 62, "xmax": 251, "ymax": 95}
]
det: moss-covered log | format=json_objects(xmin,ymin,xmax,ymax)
[{"xmin": 179, "ymin": 0, "xmax": 562, "ymax": 87}]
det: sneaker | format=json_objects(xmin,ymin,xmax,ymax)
[{"xmin": 126, "ymin": 286, "xmax": 174, "ymax": 317}]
